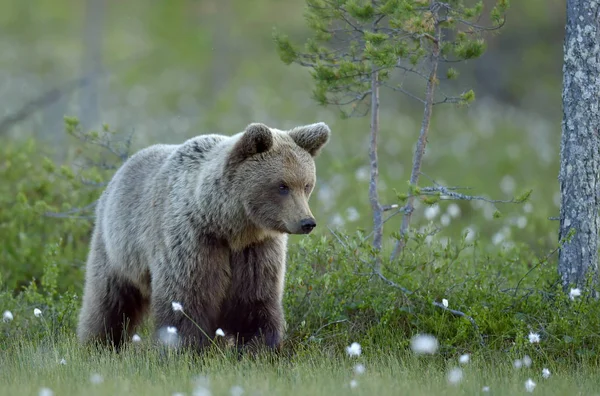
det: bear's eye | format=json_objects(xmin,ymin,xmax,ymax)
[{"xmin": 279, "ymin": 183, "xmax": 290, "ymax": 195}]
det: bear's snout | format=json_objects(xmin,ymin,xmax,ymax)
[{"xmin": 299, "ymin": 218, "xmax": 317, "ymax": 234}]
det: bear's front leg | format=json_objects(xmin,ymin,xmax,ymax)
[
  {"xmin": 220, "ymin": 237, "xmax": 287, "ymax": 351},
  {"xmin": 151, "ymin": 235, "xmax": 231, "ymax": 351}
]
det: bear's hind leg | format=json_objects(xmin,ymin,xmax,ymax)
[{"xmin": 77, "ymin": 238, "xmax": 149, "ymax": 349}]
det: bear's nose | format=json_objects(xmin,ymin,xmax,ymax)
[{"xmin": 300, "ymin": 218, "xmax": 317, "ymax": 233}]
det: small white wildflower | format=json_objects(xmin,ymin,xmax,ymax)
[
  {"xmin": 513, "ymin": 359, "xmax": 523, "ymax": 369},
  {"xmin": 353, "ymin": 363, "xmax": 366, "ymax": 375},
  {"xmin": 525, "ymin": 378, "xmax": 536, "ymax": 393},
  {"xmin": 458, "ymin": 354, "xmax": 470, "ymax": 364},
  {"xmin": 38, "ymin": 388, "xmax": 53, "ymax": 396},
  {"xmin": 159, "ymin": 326, "xmax": 179, "ymax": 346},
  {"xmin": 523, "ymin": 354, "xmax": 532, "ymax": 368},
  {"xmin": 2, "ymin": 310, "xmax": 13, "ymax": 322},
  {"xmin": 346, "ymin": 342, "xmax": 361, "ymax": 357},
  {"xmin": 215, "ymin": 328, "xmax": 225, "ymax": 337},
  {"xmin": 59, "ymin": 358, "xmax": 67, "ymax": 365},
  {"xmin": 542, "ymin": 368, "xmax": 551, "ymax": 379},
  {"xmin": 172, "ymin": 302, "xmax": 183, "ymax": 312},
  {"xmin": 132, "ymin": 334, "xmax": 142, "ymax": 342},
  {"xmin": 346, "ymin": 207, "xmax": 360, "ymax": 222},
  {"xmin": 172, "ymin": 393, "xmax": 185, "ymax": 396},
  {"xmin": 482, "ymin": 386, "xmax": 490, "ymax": 392},
  {"xmin": 447, "ymin": 203, "xmax": 461, "ymax": 218},
  {"xmin": 193, "ymin": 387, "xmax": 212, "ymax": 396},
  {"xmin": 516, "ymin": 216, "xmax": 528, "ymax": 229},
  {"xmin": 90, "ymin": 373, "xmax": 104, "ymax": 384},
  {"xmin": 424, "ymin": 205, "xmax": 440, "ymax": 220},
  {"xmin": 569, "ymin": 288, "xmax": 581, "ymax": 300},
  {"xmin": 442, "ymin": 299, "xmax": 449, "ymax": 308},
  {"xmin": 528, "ymin": 332, "xmax": 541, "ymax": 344},
  {"xmin": 230, "ymin": 385, "xmax": 244, "ymax": 396},
  {"xmin": 440, "ymin": 214, "xmax": 451, "ymax": 227},
  {"xmin": 410, "ymin": 334, "xmax": 439, "ymax": 355},
  {"xmin": 193, "ymin": 387, "xmax": 211, "ymax": 396},
  {"xmin": 447, "ymin": 367, "xmax": 463, "ymax": 385},
  {"xmin": 34, "ymin": 308, "xmax": 42, "ymax": 317},
  {"xmin": 349, "ymin": 379, "xmax": 358, "ymax": 389}
]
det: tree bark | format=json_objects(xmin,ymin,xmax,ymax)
[
  {"xmin": 369, "ymin": 68, "xmax": 382, "ymax": 271},
  {"xmin": 558, "ymin": 0, "xmax": 600, "ymax": 291},
  {"xmin": 390, "ymin": 23, "xmax": 441, "ymax": 261}
]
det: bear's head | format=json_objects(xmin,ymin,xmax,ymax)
[{"xmin": 226, "ymin": 122, "xmax": 331, "ymax": 235}]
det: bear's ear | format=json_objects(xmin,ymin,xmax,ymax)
[
  {"xmin": 288, "ymin": 122, "xmax": 331, "ymax": 157},
  {"xmin": 230, "ymin": 123, "xmax": 274, "ymax": 162}
]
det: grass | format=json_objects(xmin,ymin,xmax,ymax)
[{"xmin": 1, "ymin": 333, "xmax": 599, "ymax": 396}]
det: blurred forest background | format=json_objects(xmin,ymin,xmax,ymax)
[{"xmin": 1, "ymin": 0, "xmax": 565, "ymax": 291}]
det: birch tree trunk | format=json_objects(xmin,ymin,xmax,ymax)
[{"xmin": 558, "ymin": 0, "xmax": 600, "ymax": 291}]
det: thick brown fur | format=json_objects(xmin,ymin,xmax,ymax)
[{"xmin": 76, "ymin": 122, "xmax": 331, "ymax": 352}]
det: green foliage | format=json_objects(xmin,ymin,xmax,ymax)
[
  {"xmin": 3, "ymin": 226, "xmax": 600, "ymax": 365},
  {"xmin": 0, "ymin": 139, "xmax": 97, "ymax": 294},
  {"xmin": 0, "ymin": 240, "xmax": 80, "ymax": 346},
  {"xmin": 283, "ymin": 232, "xmax": 600, "ymax": 363},
  {"xmin": 274, "ymin": 0, "xmax": 509, "ymax": 114}
]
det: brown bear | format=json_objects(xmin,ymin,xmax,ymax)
[{"xmin": 76, "ymin": 122, "xmax": 331, "ymax": 352}]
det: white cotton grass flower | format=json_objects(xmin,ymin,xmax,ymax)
[
  {"xmin": 522, "ymin": 355, "xmax": 532, "ymax": 368},
  {"xmin": 569, "ymin": 288, "xmax": 581, "ymax": 300},
  {"xmin": 525, "ymin": 378, "xmax": 536, "ymax": 392},
  {"xmin": 215, "ymin": 328, "xmax": 225, "ymax": 337},
  {"xmin": 229, "ymin": 385, "xmax": 244, "ymax": 396},
  {"xmin": 90, "ymin": 373, "xmax": 104, "ymax": 384},
  {"xmin": 353, "ymin": 363, "xmax": 366, "ymax": 375},
  {"xmin": 482, "ymin": 386, "xmax": 490, "ymax": 392},
  {"xmin": 192, "ymin": 375, "xmax": 210, "ymax": 389},
  {"xmin": 410, "ymin": 334, "xmax": 439, "ymax": 355},
  {"xmin": 159, "ymin": 326, "xmax": 179, "ymax": 346},
  {"xmin": 542, "ymin": 368, "xmax": 551, "ymax": 378},
  {"xmin": 59, "ymin": 358, "xmax": 67, "ymax": 365},
  {"xmin": 2, "ymin": 310, "xmax": 13, "ymax": 322},
  {"xmin": 132, "ymin": 334, "xmax": 142, "ymax": 342},
  {"xmin": 349, "ymin": 379, "xmax": 358, "ymax": 389},
  {"xmin": 440, "ymin": 214, "xmax": 451, "ymax": 227},
  {"xmin": 528, "ymin": 332, "xmax": 541, "ymax": 344},
  {"xmin": 424, "ymin": 205, "xmax": 440, "ymax": 220},
  {"xmin": 172, "ymin": 302, "xmax": 183, "ymax": 312},
  {"xmin": 346, "ymin": 342, "xmax": 361, "ymax": 357},
  {"xmin": 447, "ymin": 203, "xmax": 461, "ymax": 218},
  {"xmin": 442, "ymin": 299, "xmax": 449, "ymax": 308},
  {"xmin": 458, "ymin": 354, "xmax": 470, "ymax": 364},
  {"xmin": 513, "ymin": 359, "xmax": 523, "ymax": 369},
  {"xmin": 447, "ymin": 367, "xmax": 463, "ymax": 385},
  {"xmin": 38, "ymin": 388, "xmax": 53, "ymax": 396},
  {"xmin": 193, "ymin": 387, "xmax": 212, "ymax": 396},
  {"xmin": 34, "ymin": 308, "xmax": 42, "ymax": 317}
]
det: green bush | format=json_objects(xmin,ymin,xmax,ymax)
[{"xmin": 0, "ymin": 138, "xmax": 98, "ymax": 294}]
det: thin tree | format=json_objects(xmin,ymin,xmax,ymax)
[
  {"xmin": 558, "ymin": 0, "xmax": 600, "ymax": 293},
  {"xmin": 274, "ymin": 0, "xmax": 509, "ymax": 264}
]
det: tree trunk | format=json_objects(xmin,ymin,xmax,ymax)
[
  {"xmin": 558, "ymin": 0, "xmax": 600, "ymax": 291},
  {"xmin": 390, "ymin": 23, "xmax": 441, "ymax": 261},
  {"xmin": 369, "ymin": 68, "xmax": 382, "ymax": 271}
]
